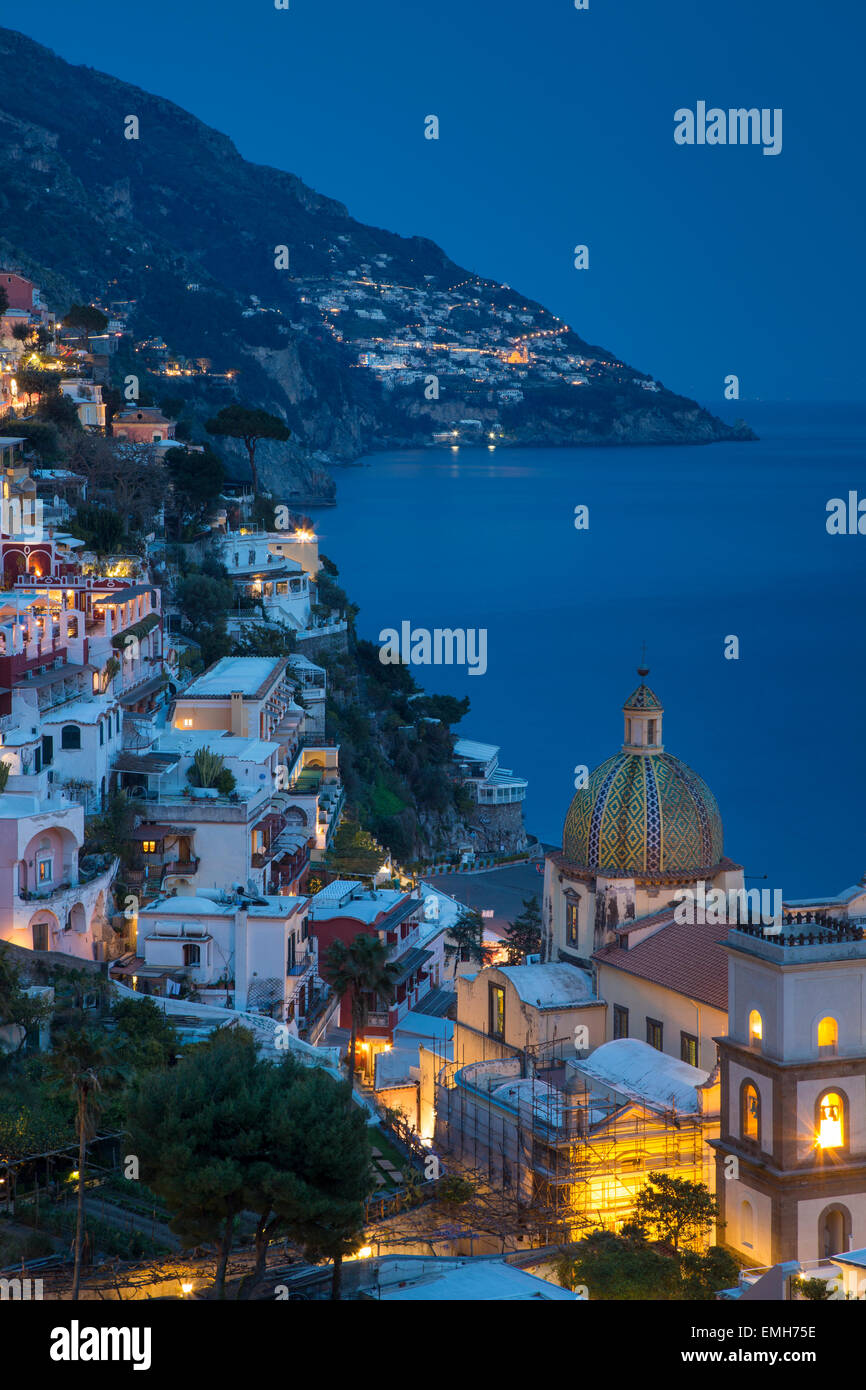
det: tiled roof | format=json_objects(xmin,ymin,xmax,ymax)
[
  {"xmin": 593, "ymin": 918, "xmax": 728, "ymax": 1012},
  {"xmin": 623, "ymin": 683, "xmax": 663, "ymax": 711},
  {"xmin": 614, "ymin": 906, "xmax": 679, "ymax": 936}
]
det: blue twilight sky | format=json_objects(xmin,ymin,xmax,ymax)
[{"xmin": 11, "ymin": 0, "xmax": 865, "ymax": 404}]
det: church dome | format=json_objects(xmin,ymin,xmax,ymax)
[{"xmin": 563, "ymin": 671, "xmax": 723, "ymax": 877}]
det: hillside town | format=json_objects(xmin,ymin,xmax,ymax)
[
  {"xmin": 1, "ymin": 266, "xmax": 864, "ymax": 1313},
  {"xmin": 0, "ymin": 259, "xmax": 664, "ymax": 454}
]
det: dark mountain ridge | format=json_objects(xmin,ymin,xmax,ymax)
[{"xmin": 0, "ymin": 26, "xmax": 753, "ymax": 500}]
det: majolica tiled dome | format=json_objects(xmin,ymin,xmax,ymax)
[{"xmin": 563, "ymin": 673, "xmax": 723, "ymax": 876}]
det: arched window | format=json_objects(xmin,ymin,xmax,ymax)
[
  {"xmin": 748, "ymin": 1009, "xmax": 763, "ymax": 1048},
  {"xmin": 816, "ymin": 1091, "xmax": 845, "ymax": 1150},
  {"xmin": 741, "ymin": 1081, "xmax": 760, "ymax": 1143},
  {"xmin": 819, "ymin": 1204, "xmax": 851, "ymax": 1258},
  {"xmin": 99, "ymin": 721, "xmax": 104, "ymax": 746},
  {"xmin": 647, "ymin": 719, "xmax": 656, "ymax": 746},
  {"xmin": 817, "ymin": 1016, "xmax": 838, "ymax": 1057},
  {"xmin": 61, "ymin": 725, "xmax": 81, "ymax": 750},
  {"xmin": 740, "ymin": 1200, "xmax": 754, "ymax": 1249}
]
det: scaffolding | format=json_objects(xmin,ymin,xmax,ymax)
[{"xmin": 428, "ymin": 1031, "xmax": 709, "ymax": 1245}]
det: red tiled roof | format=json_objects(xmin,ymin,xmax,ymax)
[
  {"xmin": 593, "ymin": 918, "xmax": 728, "ymax": 1012},
  {"xmin": 614, "ymin": 906, "xmax": 678, "ymax": 936}
]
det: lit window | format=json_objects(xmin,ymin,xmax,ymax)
[
  {"xmin": 742, "ymin": 1082, "xmax": 759, "ymax": 1141},
  {"xmin": 566, "ymin": 900, "xmax": 578, "ymax": 944},
  {"xmin": 646, "ymin": 1018, "xmax": 663, "ymax": 1051},
  {"xmin": 748, "ymin": 1009, "xmax": 763, "ymax": 1047},
  {"xmin": 817, "ymin": 1093, "xmax": 844, "ymax": 1149},
  {"xmin": 182, "ymin": 718, "xmax": 193, "ymax": 728},
  {"xmin": 681, "ymin": 1032, "xmax": 698, "ymax": 1067},
  {"xmin": 142, "ymin": 841, "xmax": 156, "ymax": 854},
  {"xmin": 817, "ymin": 1016, "xmax": 838, "ymax": 1056},
  {"xmin": 37, "ymin": 857, "xmax": 53, "ymax": 884},
  {"xmin": 489, "ymin": 984, "xmax": 505, "ymax": 1039}
]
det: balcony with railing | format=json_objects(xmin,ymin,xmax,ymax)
[
  {"xmin": 162, "ymin": 857, "xmax": 200, "ymax": 879},
  {"xmin": 288, "ymin": 945, "xmax": 315, "ymax": 979},
  {"xmin": 16, "ymin": 853, "xmax": 117, "ymax": 906}
]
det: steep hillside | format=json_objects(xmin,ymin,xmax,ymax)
[{"xmin": 0, "ymin": 26, "xmax": 753, "ymax": 500}]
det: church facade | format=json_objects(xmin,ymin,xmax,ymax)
[{"xmin": 543, "ymin": 668, "xmax": 744, "ymax": 966}]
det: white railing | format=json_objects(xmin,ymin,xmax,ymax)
[{"xmin": 110, "ymin": 979, "xmax": 340, "ymax": 1070}]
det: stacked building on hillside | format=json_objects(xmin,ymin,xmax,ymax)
[
  {"xmin": 208, "ymin": 521, "xmax": 348, "ymax": 651},
  {"xmin": 115, "ymin": 655, "xmax": 344, "ymax": 904},
  {"xmin": 308, "ymin": 878, "xmax": 455, "ymax": 1081}
]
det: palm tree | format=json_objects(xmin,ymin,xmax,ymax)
[
  {"xmin": 49, "ymin": 1028, "xmax": 124, "ymax": 1299},
  {"xmin": 445, "ymin": 908, "xmax": 486, "ymax": 980},
  {"xmin": 326, "ymin": 934, "xmax": 400, "ymax": 1081}
]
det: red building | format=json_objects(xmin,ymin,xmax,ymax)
[
  {"xmin": 111, "ymin": 407, "xmax": 176, "ymax": 443},
  {"xmin": 307, "ymin": 880, "xmax": 438, "ymax": 1075},
  {"xmin": 0, "ymin": 272, "xmax": 35, "ymax": 312}
]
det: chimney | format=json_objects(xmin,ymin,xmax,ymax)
[{"xmin": 230, "ymin": 690, "xmax": 244, "ymax": 736}]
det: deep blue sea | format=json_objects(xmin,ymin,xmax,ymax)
[{"xmin": 308, "ymin": 402, "xmax": 866, "ymax": 899}]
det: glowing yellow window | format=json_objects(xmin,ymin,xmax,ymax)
[
  {"xmin": 818, "ymin": 1017, "xmax": 838, "ymax": 1056},
  {"xmin": 818, "ymin": 1093, "xmax": 844, "ymax": 1149},
  {"xmin": 748, "ymin": 1010, "xmax": 763, "ymax": 1047},
  {"xmin": 142, "ymin": 841, "xmax": 156, "ymax": 854},
  {"xmin": 742, "ymin": 1083, "xmax": 759, "ymax": 1141}
]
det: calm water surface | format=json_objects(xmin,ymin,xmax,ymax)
[{"xmin": 309, "ymin": 402, "xmax": 866, "ymax": 898}]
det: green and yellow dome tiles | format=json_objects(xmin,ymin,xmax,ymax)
[
  {"xmin": 563, "ymin": 751, "xmax": 723, "ymax": 875},
  {"xmin": 563, "ymin": 674, "xmax": 724, "ymax": 876},
  {"xmin": 622, "ymin": 683, "xmax": 663, "ymax": 711}
]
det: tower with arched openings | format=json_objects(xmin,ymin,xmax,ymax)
[{"xmin": 714, "ymin": 913, "xmax": 866, "ymax": 1267}]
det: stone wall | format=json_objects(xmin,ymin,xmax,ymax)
[
  {"xmin": 468, "ymin": 801, "xmax": 528, "ymax": 855},
  {"xmin": 295, "ymin": 627, "xmax": 349, "ymax": 660}
]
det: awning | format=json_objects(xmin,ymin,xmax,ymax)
[
  {"xmin": 113, "ymin": 751, "xmax": 180, "ymax": 775},
  {"xmin": 390, "ymin": 947, "xmax": 433, "ymax": 985},
  {"xmin": 109, "ymin": 956, "xmax": 145, "ymax": 977},
  {"xmin": 20, "ymin": 663, "xmax": 94, "ymax": 689},
  {"xmin": 92, "ymin": 585, "xmax": 153, "ymax": 604},
  {"xmin": 274, "ymin": 831, "xmax": 309, "ymax": 851},
  {"xmin": 409, "ymin": 987, "xmax": 456, "ymax": 1018},
  {"xmin": 118, "ymin": 675, "xmax": 167, "ymax": 705}
]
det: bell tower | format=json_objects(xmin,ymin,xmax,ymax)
[{"xmin": 714, "ymin": 912, "xmax": 866, "ymax": 1268}]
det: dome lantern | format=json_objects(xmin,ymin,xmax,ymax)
[{"xmin": 622, "ymin": 659, "xmax": 664, "ymax": 752}]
